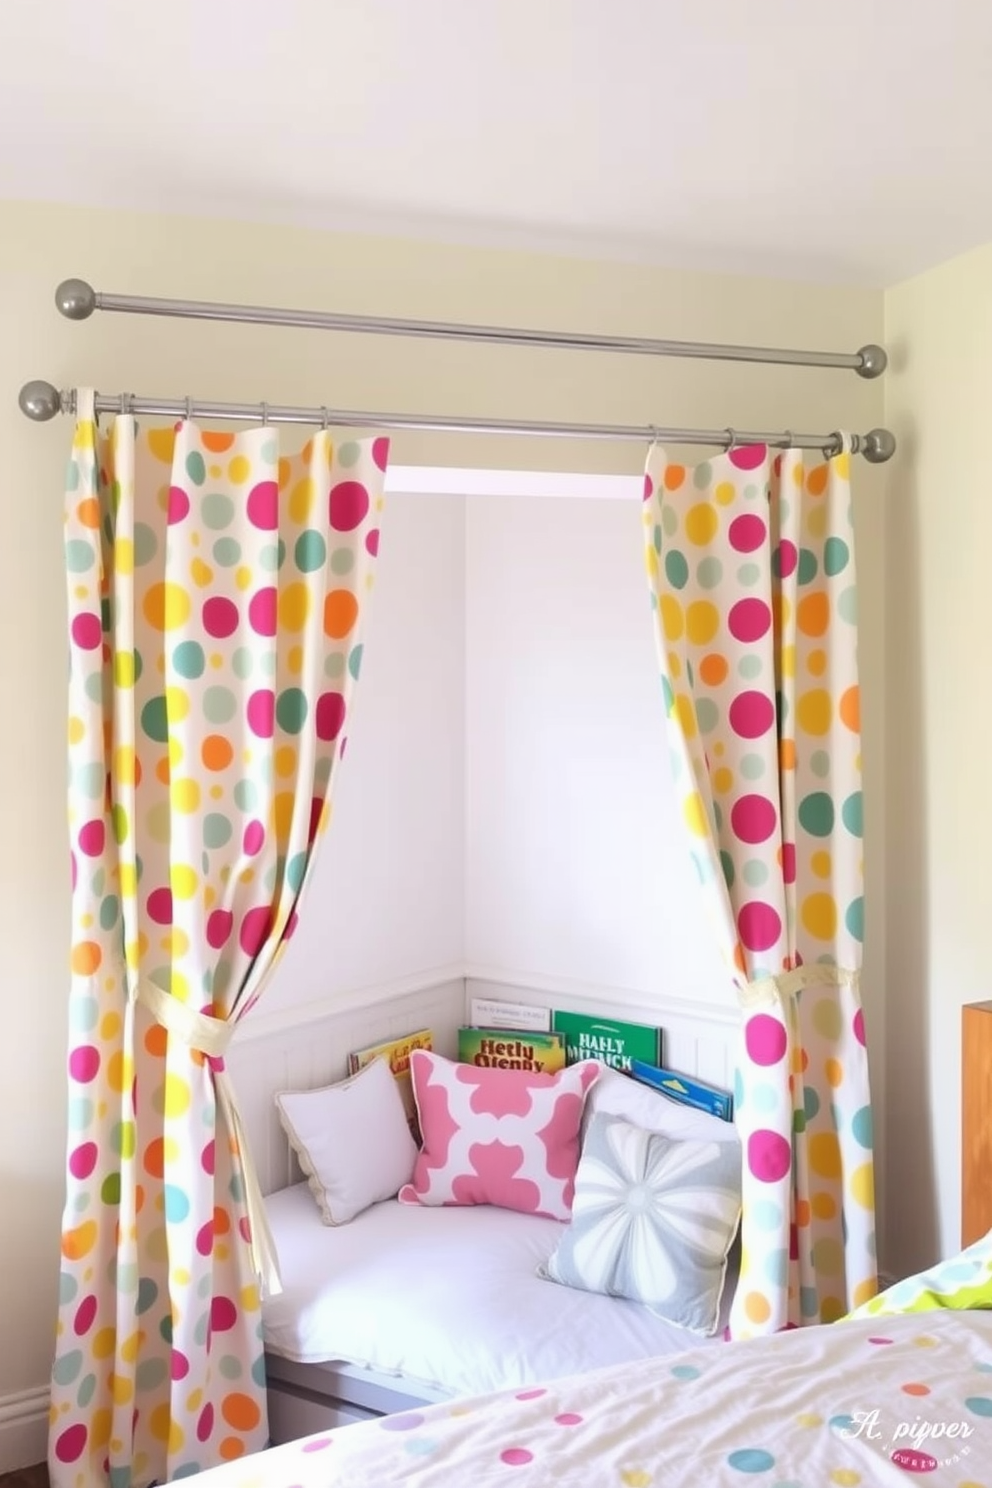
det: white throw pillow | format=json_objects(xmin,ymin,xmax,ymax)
[
  {"xmin": 583, "ymin": 1063, "xmax": 739, "ymax": 1146},
  {"xmin": 275, "ymin": 1057, "xmax": 419, "ymax": 1225}
]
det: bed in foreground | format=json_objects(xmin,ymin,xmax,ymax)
[{"xmin": 198, "ymin": 1309, "xmax": 992, "ymax": 1486}]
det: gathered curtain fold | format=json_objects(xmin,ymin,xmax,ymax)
[
  {"xmin": 642, "ymin": 439, "xmax": 876, "ymax": 1337},
  {"xmin": 52, "ymin": 393, "xmax": 388, "ymax": 1488}
]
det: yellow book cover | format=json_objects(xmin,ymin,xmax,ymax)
[{"xmin": 347, "ymin": 1028, "xmax": 434, "ymax": 1126}]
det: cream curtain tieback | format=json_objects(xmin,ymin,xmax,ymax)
[
  {"xmin": 741, "ymin": 964, "xmax": 860, "ymax": 1009},
  {"xmin": 136, "ymin": 981, "xmax": 282, "ymax": 1297}
]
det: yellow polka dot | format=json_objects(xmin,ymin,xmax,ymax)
[
  {"xmin": 810, "ymin": 1132, "xmax": 842, "ymax": 1180},
  {"xmin": 163, "ymin": 1073, "xmax": 191, "ymax": 1118},
  {"xmin": 115, "ymin": 537, "xmax": 134, "ymax": 575},
  {"xmin": 666, "ymin": 651, "xmax": 681, "ymax": 680},
  {"xmin": 115, "ymin": 745, "xmax": 136, "ymax": 784},
  {"xmin": 235, "ymin": 565, "xmax": 253, "ymax": 592},
  {"xmin": 277, "ymin": 456, "xmax": 292, "ymax": 489},
  {"xmin": 797, "ymin": 688, "xmax": 832, "ymax": 735},
  {"xmin": 714, "ymin": 481, "xmax": 735, "ymax": 506},
  {"xmin": 850, "ymin": 1161, "xmax": 874, "ymax": 1210},
  {"xmin": 167, "ymin": 738, "xmax": 184, "ymax": 770},
  {"xmin": 93, "ymin": 1330, "xmax": 118, "ymax": 1361},
  {"xmin": 288, "ymin": 644, "xmax": 304, "ymax": 676},
  {"xmin": 685, "ymin": 599, "xmax": 720, "ymax": 646},
  {"xmin": 119, "ymin": 1331, "xmax": 142, "ymax": 1364},
  {"xmin": 144, "ymin": 581, "xmax": 191, "ymax": 632},
  {"xmin": 826, "ymin": 1057, "xmax": 844, "ymax": 1087},
  {"xmin": 645, "ymin": 545, "xmax": 659, "ymax": 580},
  {"xmin": 796, "ymin": 1413, "xmax": 823, "ymax": 1428},
  {"xmin": 673, "ymin": 693, "xmax": 697, "ymax": 738},
  {"xmin": 170, "ymin": 970, "xmax": 191, "ymax": 1003},
  {"xmin": 171, "ymin": 777, "xmax": 201, "ymax": 813},
  {"xmin": 811, "ymin": 1190, "xmax": 836, "ymax": 1220},
  {"xmin": 191, "ymin": 557, "xmax": 213, "ymax": 587},
  {"xmin": 171, "ymin": 863, "xmax": 198, "ymax": 899},
  {"xmin": 913, "ymin": 1334, "xmax": 938, "ymax": 1347},
  {"xmin": 812, "ymin": 997, "xmax": 842, "ymax": 1040},
  {"xmin": 682, "ymin": 791, "xmax": 709, "ymax": 838},
  {"xmin": 165, "ymin": 927, "xmax": 190, "ymax": 957},
  {"xmin": 801, "ymin": 891, "xmax": 837, "ymax": 940},
  {"xmin": 228, "ymin": 455, "xmax": 250, "ymax": 484},
  {"xmin": 110, "ymin": 1372, "xmax": 133, "ymax": 1406},
  {"xmin": 811, "ymin": 849, "xmax": 831, "ymax": 879},
  {"xmin": 820, "ymin": 1294, "xmax": 847, "ymax": 1322},
  {"xmin": 660, "ymin": 594, "xmax": 684, "ymax": 642},
  {"xmin": 279, "ymin": 581, "xmax": 311, "ymax": 632},
  {"xmin": 68, "ymin": 715, "xmax": 86, "ymax": 745},
  {"xmin": 148, "ymin": 428, "xmax": 175, "ymax": 462},
  {"xmin": 780, "ymin": 644, "xmax": 795, "ymax": 679},
  {"xmin": 101, "ymin": 1011, "xmax": 121, "ymax": 1041},
  {"xmin": 744, "ymin": 1290, "xmax": 771, "ymax": 1324},
  {"xmin": 164, "ymin": 685, "xmax": 190, "ymax": 723},
  {"xmin": 807, "ymin": 504, "xmax": 828, "ymax": 539},
  {"xmin": 713, "ymin": 766, "xmax": 734, "ymax": 794},
  {"xmin": 240, "ymin": 1283, "xmax": 261, "ymax": 1312},
  {"xmin": 830, "ymin": 1468, "xmax": 860, "ymax": 1484},
  {"xmin": 289, "ymin": 476, "xmax": 316, "ymax": 521},
  {"xmin": 851, "ymin": 1277, "xmax": 877, "ymax": 1308},
  {"xmin": 685, "ymin": 503, "xmax": 718, "ymax": 545},
  {"xmin": 620, "ymin": 1473, "xmax": 653, "ymax": 1488}
]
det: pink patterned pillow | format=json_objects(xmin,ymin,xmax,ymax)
[{"xmin": 398, "ymin": 1050, "xmax": 600, "ymax": 1220}]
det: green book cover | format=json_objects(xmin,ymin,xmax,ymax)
[
  {"xmin": 551, "ymin": 1011, "xmax": 661, "ymax": 1071},
  {"xmin": 457, "ymin": 1027, "xmax": 566, "ymax": 1074}
]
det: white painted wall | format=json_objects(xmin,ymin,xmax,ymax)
[
  {"xmin": 0, "ymin": 197, "xmax": 887, "ymax": 1460},
  {"xmin": 883, "ymin": 243, "xmax": 992, "ymax": 1276}
]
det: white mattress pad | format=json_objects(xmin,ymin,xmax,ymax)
[{"xmin": 262, "ymin": 1183, "xmax": 735, "ymax": 1399}]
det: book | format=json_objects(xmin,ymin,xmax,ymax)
[
  {"xmin": 457, "ymin": 1026, "xmax": 566, "ymax": 1074},
  {"xmin": 552, "ymin": 1010, "xmax": 661, "ymax": 1072},
  {"xmin": 347, "ymin": 1027, "xmax": 434, "ymax": 1128},
  {"xmin": 629, "ymin": 1058, "xmax": 734, "ymax": 1122},
  {"xmin": 469, "ymin": 996, "xmax": 552, "ymax": 1033}
]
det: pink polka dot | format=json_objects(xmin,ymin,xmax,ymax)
[
  {"xmin": 168, "ymin": 485, "xmax": 190, "ymax": 524},
  {"xmin": 240, "ymin": 906, "xmax": 273, "ymax": 956},
  {"xmin": 728, "ymin": 513, "xmax": 766, "ymax": 553},
  {"xmin": 728, "ymin": 597, "xmax": 772, "ymax": 643},
  {"xmin": 71, "ymin": 613, "xmax": 102, "ymax": 651},
  {"xmin": 554, "ymin": 1413, "xmax": 583, "ymax": 1426},
  {"xmin": 500, "ymin": 1449, "xmax": 534, "ymax": 1466},
  {"xmin": 248, "ymin": 587, "xmax": 277, "ymax": 637},
  {"xmin": 196, "ymin": 1220, "xmax": 214, "ymax": 1257},
  {"xmin": 329, "ymin": 480, "xmax": 370, "ymax": 532},
  {"xmin": 239, "ymin": 1215, "xmax": 252, "ymax": 1245},
  {"xmin": 201, "ymin": 1139, "xmax": 215, "ymax": 1176},
  {"xmin": 643, "ymin": 474, "xmax": 654, "ymax": 501},
  {"xmin": 853, "ymin": 1008, "xmax": 866, "ymax": 1046},
  {"xmin": 73, "ymin": 1293, "xmax": 98, "ymax": 1336},
  {"xmin": 206, "ymin": 909, "xmax": 233, "ymax": 949},
  {"xmin": 315, "ymin": 691, "xmax": 346, "ymax": 741},
  {"xmin": 372, "ymin": 436, "xmax": 390, "ymax": 472},
  {"xmin": 210, "ymin": 1295, "xmax": 237, "ymax": 1332},
  {"xmin": 146, "ymin": 886, "xmax": 173, "ymax": 925},
  {"xmin": 196, "ymin": 1404, "xmax": 214, "ymax": 1443},
  {"xmin": 69, "ymin": 1045, "xmax": 100, "ymax": 1083},
  {"xmin": 515, "ymin": 1389, "xmax": 547, "ymax": 1401},
  {"xmin": 246, "ymin": 688, "xmax": 275, "ymax": 738},
  {"xmin": 171, "ymin": 1348, "xmax": 190, "ymax": 1380},
  {"xmin": 243, "ymin": 820, "xmax": 265, "ymax": 856},
  {"xmin": 69, "ymin": 1141, "xmax": 98, "ymax": 1180},
  {"xmin": 782, "ymin": 842, "xmax": 796, "ymax": 884},
  {"xmin": 246, "ymin": 480, "xmax": 279, "ymax": 530},
  {"xmin": 203, "ymin": 596, "xmax": 239, "ymax": 639},
  {"xmin": 301, "ymin": 1438, "xmax": 334, "ymax": 1453},
  {"xmin": 777, "ymin": 539, "xmax": 798, "ymax": 578},
  {"xmin": 308, "ymin": 796, "xmax": 324, "ymax": 844},
  {"xmin": 731, "ymin": 794, "xmax": 777, "ymax": 844},
  {"xmin": 738, "ymin": 899, "xmax": 782, "ymax": 952},
  {"xmin": 70, "ymin": 851, "xmax": 78, "ymax": 890},
  {"xmin": 729, "ymin": 444, "xmax": 766, "ymax": 470},
  {"xmin": 748, "ymin": 1128, "xmax": 791, "ymax": 1182},
  {"xmin": 366, "ymin": 528, "xmax": 380, "ymax": 556},
  {"xmin": 54, "ymin": 1423, "xmax": 88, "ymax": 1464},
  {"xmin": 868, "ymin": 1336, "xmax": 894, "ymax": 1345},
  {"xmin": 745, "ymin": 1013, "xmax": 787, "ymax": 1066},
  {"xmin": 78, "ymin": 819, "xmax": 105, "ymax": 857},
  {"xmin": 728, "ymin": 691, "xmax": 775, "ymax": 739}
]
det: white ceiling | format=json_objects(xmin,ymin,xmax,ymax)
[{"xmin": 1, "ymin": 0, "xmax": 990, "ymax": 286}]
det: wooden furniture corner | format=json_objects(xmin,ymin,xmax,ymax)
[{"xmin": 962, "ymin": 1000, "xmax": 992, "ymax": 1247}]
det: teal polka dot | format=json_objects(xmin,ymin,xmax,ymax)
[
  {"xmin": 751, "ymin": 1199, "xmax": 781, "ymax": 1231},
  {"xmin": 837, "ymin": 586, "xmax": 858, "ymax": 623},
  {"xmin": 173, "ymin": 640, "xmax": 206, "ymax": 679},
  {"xmin": 740, "ymin": 753, "xmax": 765, "ymax": 780},
  {"xmin": 738, "ymin": 654, "xmax": 762, "ymax": 680},
  {"xmin": 219, "ymin": 1354, "xmax": 243, "ymax": 1381},
  {"xmin": 661, "ymin": 504, "xmax": 678, "ymax": 537},
  {"xmin": 203, "ymin": 685, "xmax": 237, "ymax": 724},
  {"xmin": 828, "ymin": 1414, "xmax": 854, "ymax": 1433},
  {"xmin": 348, "ymin": 644, "xmax": 364, "ymax": 681},
  {"xmin": 764, "ymin": 1248, "xmax": 789, "ymax": 1287},
  {"xmin": 277, "ymin": 688, "xmax": 308, "ymax": 734},
  {"xmin": 804, "ymin": 1086, "xmax": 820, "ymax": 1121},
  {"xmin": 136, "ymin": 1359, "xmax": 169, "ymax": 1393},
  {"xmin": 77, "ymin": 1371, "xmax": 97, "ymax": 1408},
  {"xmin": 287, "ymin": 851, "xmax": 309, "ymax": 893},
  {"xmin": 798, "ymin": 792, "xmax": 834, "ymax": 836},
  {"xmin": 851, "ymin": 1106, "xmax": 873, "ymax": 1147},
  {"xmin": 338, "ymin": 440, "xmax": 362, "ymax": 467},
  {"xmin": 137, "ymin": 1277, "xmax": 159, "ymax": 1315},
  {"xmin": 67, "ymin": 459, "xmax": 81, "ymax": 492},
  {"xmin": 742, "ymin": 859, "xmax": 769, "ymax": 887},
  {"xmin": 841, "ymin": 790, "xmax": 863, "ymax": 836},
  {"xmin": 66, "ymin": 539, "xmax": 95, "ymax": 572},
  {"xmin": 696, "ymin": 697, "xmax": 719, "ymax": 733},
  {"xmin": 693, "ymin": 462, "xmax": 712, "ymax": 488},
  {"xmin": 185, "ymin": 452, "xmax": 206, "ymax": 485},
  {"xmin": 720, "ymin": 850, "xmax": 735, "ymax": 890},
  {"xmin": 52, "ymin": 1349, "xmax": 84, "ymax": 1386},
  {"xmin": 797, "ymin": 549, "xmax": 818, "ymax": 584},
  {"xmin": 59, "ymin": 1271, "xmax": 79, "ymax": 1305},
  {"xmin": 233, "ymin": 647, "xmax": 254, "ymax": 680},
  {"xmin": 69, "ymin": 997, "xmax": 99, "ymax": 1034},
  {"xmin": 671, "ymin": 1364, "xmax": 701, "ymax": 1380},
  {"xmin": 134, "ymin": 522, "xmax": 158, "ymax": 565},
  {"xmin": 824, "ymin": 536, "xmax": 850, "ymax": 576},
  {"xmin": 810, "ymin": 750, "xmax": 831, "ymax": 779},
  {"xmin": 845, "ymin": 895, "xmax": 864, "ymax": 943},
  {"xmin": 202, "ymin": 493, "xmax": 234, "ymax": 530},
  {"xmin": 84, "ymin": 671, "xmax": 104, "ymax": 704},
  {"xmin": 141, "ymin": 695, "xmax": 169, "ymax": 743},
  {"xmin": 965, "ymin": 1396, "xmax": 992, "ymax": 1417},
  {"xmin": 330, "ymin": 547, "xmax": 355, "ymax": 575},
  {"xmin": 74, "ymin": 762, "xmax": 104, "ymax": 799},
  {"xmin": 234, "ymin": 779, "xmax": 258, "ymax": 812},
  {"xmin": 259, "ymin": 542, "xmax": 281, "ymax": 572},
  {"xmin": 737, "ymin": 561, "xmax": 761, "ymax": 586},
  {"xmin": 727, "ymin": 1448, "xmax": 775, "ymax": 1472},
  {"xmin": 260, "ymin": 437, "xmax": 278, "ymax": 464},
  {"xmin": 296, "ymin": 530, "xmax": 327, "ymax": 572},
  {"xmin": 665, "ymin": 550, "xmax": 689, "ymax": 589},
  {"xmin": 203, "ymin": 814, "xmax": 233, "ymax": 849},
  {"xmin": 212, "ymin": 536, "xmax": 241, "ymax": 567},
  {"xmin": 697, "ymin": 556, "xmax": 723, "ymax": 589}
]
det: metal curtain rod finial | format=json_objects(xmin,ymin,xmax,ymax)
[
  {"xmin": 14, "ymin": 379, "xmax": 898, "ymax": 462},
  {"xmin": 52, "ymin": 276, "xmax": 888, "ymax": 378}
]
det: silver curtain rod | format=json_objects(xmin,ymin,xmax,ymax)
[
  {"xmin": 53, "ymin": 278, "xmax": 888, "ymax": 379},
  {"xmin": 16, "ymin": 382, "xmax": 897, "ymax": 462}
]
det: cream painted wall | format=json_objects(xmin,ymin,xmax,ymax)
[
  {"xmin": 884, "ymin": 244, "xmax": 992, "ymax": 1276},
  {"xmin": 0, "ymin": 199, "xmax": 887, "ymax": 1423}
]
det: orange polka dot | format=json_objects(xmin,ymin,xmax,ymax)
[
  {"xmin": 202, "ymin": 735, "xmax": 234, "ymax": 772},
  {"xmin": 779, "ymin": 738, "xmax": 796, "ymax": 770},
  {"xmin": 144, "ymin": 1138, "xmax": 166, "ymax": 1180},
  {"xmin": 219, "ymin": 1438, "xmax": 246, "ymax": 1462},
  {"xmin": 213, "ymin": 1205, "xmax": 232, "ymax": 1235},
  {"xmin": 324, "ymin": 589, "xmax": 359, "ymax": 639},
  {"xmin": 663, "ymin": 465, "xmax": 686, "ymax": 490},
  {"xmin": 201, "ymin": 431, "xmax": 235, "ymax": 453},
  {"xmin": 274, "ymin": 791, "xmax": 296, "ymax": 841},
  {"xmin": 796, "ymin": 1199, "xmax": 811, "ymax": 1227},
  {"xmin": 797, "ymin": 592, "xmax": 829, "ymax": 638},
  {"xmin": 155, "ymin": 757, "xmax": 171, "ymax": 787},
  {"xmin": 744, "ymin": 1290, "xmax": 771, "ymax": 1324},
  {"xmin": 902, "ymin": 1383, "xmax": 931, "ymax": 1397},
  {"xmin": 839, "ymin": 685, "xmax": 860, "ymax": 733},
  {"xmin": 77, "ymin": 497, "xmax": 101, "ymax": 528},
  {"xmin": 222, "ymin": 1393, "xmax": 262, "ymax": 1432},
  {"xmin": 144, "ymin": 1022, "xmax": 168, "ymax": 1058},
  {"xmin": 62, "ymin": 1220, "xmax": 98, "ymax": 1260},
  {"xmin": 71, "ymin": 940, "xmax": 102, "ymax": 976},
  {"xmin": 699, "ymin": 653, "xmax": 729, "ymax": 688},
  {"xmin": 807, "ymin": 648, "xmax": 827, "ymax": 676},
  {"xmin": 826, "ymin": 1058, "xmax": 844, "ymax": 1088},
  {"xmin": 806, "ymin": 465, "xmax": 828, "ymax": 496}
]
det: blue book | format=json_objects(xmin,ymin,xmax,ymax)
[{"xmin": 629, "ymin": 1058, "xmax": 734, "ymax": 1122}]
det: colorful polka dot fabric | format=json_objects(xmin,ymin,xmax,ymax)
[
  {"xmin": 641, "ymin": 442, "xmax": 876, "ymax": 1338},
  {"xmin": 168, "ymin": 1310, "xmax": 992, "ymax": 1486},
  {"xmin": 53, "ymin": 392, "xmax": 387, "ymax": 1488}
]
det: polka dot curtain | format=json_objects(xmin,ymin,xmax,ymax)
[
  {"xmin": 53, "ymin": 392, "xmax": 388, "ymax": 1488},
  {"xmin": 642, "ymin": 440, "xmax": 876, "ymax": 1339}
]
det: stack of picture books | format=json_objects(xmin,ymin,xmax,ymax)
[
  {"xmin": 461, "ymin": 997, "xmax": 662, "ymax": 1074},
  {"xmin": 347, "ymin": 1027, "xmax": 433, "ymax": 1136}
]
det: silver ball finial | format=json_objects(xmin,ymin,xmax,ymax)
[
  {"xmin": 18, "ymin": 380, "xmax": 62, "ymax": 421},
  {"xmin": 855, "ymin": 343, "xmax": 888, "ymax": 379},
  {"xmin": 55, "ymin": 278, "xmax": 97, "ymax": 320},
  {"xmin": 862, "ymin": 427, "xmax": 897, "ymax": 463}
]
